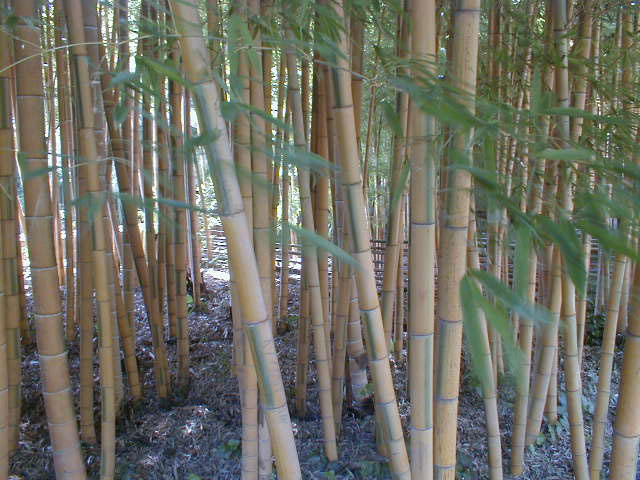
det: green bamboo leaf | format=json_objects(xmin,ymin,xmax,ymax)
[
  {"xmin": 237, "ymin": 102, "xmax": 292, "ymax": 134},
  {"xmin": 576, "ymin": 220, "xmax": 637, "ymax": 261},
  {"xmin": 460, "ymin": 277, "xmax": 492, "ymax": 391},
  {"xmin": 289, "ymin": 224, "xmax": 358, "ymax": 269},
  {"xmin": 183, "ymin": 129, "xmax": 219, "ymax": 154},
  {"xmin": 543, "ymin": 106, "xmax": 598, "ymax": 121},
  {"xmin": 109, "ymin": 70, "xmax": 138, "ymax": 88},
  {"xmin": 381, "ymin": 100, "xmax": 402, "ymax": 138},
  {"xmin": 281, "ymin": 145, "xmax": 336, "ymax": 175},
  {"xmin": 469, "ymin": 270, "xmax": 554, "ymax": 327},
  {"xmin": 114, "ymin": 98, "xmax": 130, "ymax": 126},
  {"xmin": 135, "ymin": 55, "xmax": 190, "ymax": 88},
  {"xmin": 535, "ymin": 148, "xmax": 593, "ymax": 162},
  {"xmin": 529, "ymin": 69, "xmax": 543, "ymax": 116},
  {"xmin": 513, "ymin": 225, "xmax": 532, "ymax": 298},
  {"xmin": 461, "ymin": 276, "xmax": 522, "ymax": 386},
  {"xmin": 536, "ymin": 216, "xmax": 586, "ymax": 295}
]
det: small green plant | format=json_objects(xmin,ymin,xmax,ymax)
[
  {"xmin": 359, "ymin": 382, "xmax": 374, "ymax": 398},
  {"xmin": 586, "ymin": 311, "xmax": 606, "ymax": 346},
  {"xmin": 456, "ymin": 452, "xmax": 478, "ymax": 479},
  {"xmin": 187, "ymin": 294, "xmax": 195, "ymax": 313},
  {"xmin": 356, "ymin": 460, "xmax": 389, "ymax": 478},
  {"xmin": 218, "ymin": 439, "xmax": 241, "ymax": 459},
  {"xmin": 323, "ymin": 470, "xmax": 337, "ymax": 479}
]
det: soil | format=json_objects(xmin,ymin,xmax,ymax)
[{"xmin": 8, "ymin": 267, "xmax": 629, "ymax": 479}]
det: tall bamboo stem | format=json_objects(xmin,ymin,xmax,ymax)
[
  {"xmin": 286, "ymin": 41, "xmax": 338, "ymax": 462},
  {"xmin": 434, "ymin": 2, "xmax": 481, "ymax": 478},
  {"xmin": 12, "ymin": 0, "xmax": 87, "ymax": 476},
  {"xmin": 329, "ymin": 1, "xmax": 410, "ymax": 476},
  {"xmin": 169, "ymin": 3, "xmax": 302, "ymax": 476}
]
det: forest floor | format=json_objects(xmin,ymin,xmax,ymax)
[{"xmin": 10, "ymin": 266, "xmax": 624, "ymax": 479}]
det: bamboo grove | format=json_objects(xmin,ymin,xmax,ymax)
[{"xmin": 0, "ymin": 0, "xmax": 639, "ymax": 478}]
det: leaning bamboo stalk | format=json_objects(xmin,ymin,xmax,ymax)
[
  {"xmin": 329, "ymin": 1, "xmax": 410, "ymax": 476},
  {"xmin": 168, "ymin": 3, "xmax": 302, "ymax": 477},
  {"xmin": 433, "ymin": 1, "xmax": 481, "ymax": 478},
  {"xmin": 12, "ymin": 0, "xmax": 87, "ymax": 476},
  {"xmin": 286, "ymin": 41, "xmax": 338, "ymax": 461}
]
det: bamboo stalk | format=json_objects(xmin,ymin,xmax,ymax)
[
  {"xmin": 169, "ymin": 3, "xmax": 302, "ymax": 476},
  {"xmin": 407, "ymin": 0, "xmax": 437, "ymax": 476},
  {"xmin": 0, "ymin": 11, "xmax": 14, "ymax": 469},
  {"xmin": 467, "ymin": 198, "xmax": 503, "ymax": 480},
  {"xmin": 610, "ymin": 245, "xmax": 640, "ymax": 478},
  {"xmin": 433, "ymin": 2, "xmax": 481, "ymax": 478},
  {"xmin": 329, "ymin": 1, "xmax": 410, "ymax": 476},
  {"xmin": 65, "ymin": 2, "xmax": 119, "ymax": 474},
  {"xmin": 286, "ymin": 41, "xmax": 338, "ymax": 461},
  {"xmin": 0, "ymin": 18, "xmax": 21, "ymax": 453},
  {"xmin": 550, "ymin": 2, "xmax": 589, "ymax": 477},
  {"xmin": 12, "ymin": 0, "xmax": 87, "ymax": 476},
  {"xmin": 590, "ymin": 255, "xmax": 627, "ymax": 477}
]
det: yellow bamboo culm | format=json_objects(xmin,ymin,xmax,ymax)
[
  {"xmin": 12, "ymin": 0, "xmax": 87, "ymax": 477},
  {"xmin": 0, "ymin": 15, "xmax": 21, "ymax": 456},
  {"xmin": 329, "ymin": 1, "xmax": 410, "ymax": 477},
  {"xmin": 433, "ymin": 1, "xmax": 481, "ymax": 478},
  {"xmin": 168, "ymin": 2, "xmax": 302, "ymax": 477},
  {"xmin": 64, "ymin": 0, "xmax": 119, "ymax": 475},
  {"xmin": 286, "ymin": 42, "xmax": 338, "ymax": 462},
  {"xmin": 407, "ymin": 0, "xmax": 437, "ymax": 477},
  {"xmin": 0, "ymin": 30, "xmax": 9, "ymax": 473}
]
